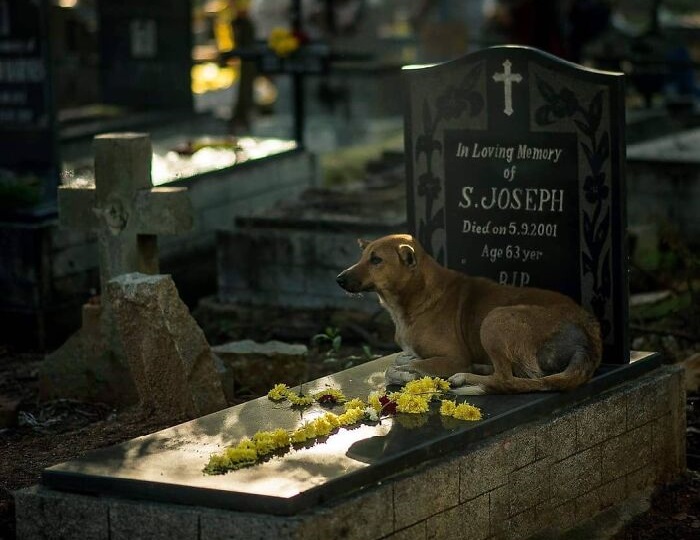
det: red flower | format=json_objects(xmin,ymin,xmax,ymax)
[
  {"xmin": 292, "ymin": 30, "xmax": 309, "ymax": 45},
  {"xmin": 379, "ymin": 395, "xmax": 397, "ymax": 415},
  {"xmin": 317, "ymin": 393, "xmax": 337, "ymax": 405}
]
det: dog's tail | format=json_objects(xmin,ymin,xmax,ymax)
[
  {"xmin": 538, "ymin": 348, "xmax": 598, "ymax": 391},
  {"xmin": 516, "ymin": 312, "xmax": 603, "ymax": 393},
  {"xmin": 541, "ymin": 312, "xmax": 603, "ymax": 391}
]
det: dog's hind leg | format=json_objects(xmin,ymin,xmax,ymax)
[
  {"xmin": 450, "ymin": 310, "xmax": 599, "ymax": 394},
  {"xmin": 471, "ymin": 363, "xmax": 494, "ymax": 375},
  {"xmin": 449, "ymin": 306, "xmax": 543, "ymax": 393}
]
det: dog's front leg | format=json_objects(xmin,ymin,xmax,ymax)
[
  {"xmin": 385, "ymin": 364, "xmax": 419, "ymax": 385},
  {"xmin": 395, "ymin": 351, "xmax": 420, "ymax": 366},
  {"xmin": 385, "ymin": 356, "xmax": 468, "ymax": 385}
]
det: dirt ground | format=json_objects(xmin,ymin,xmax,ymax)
[{"xmin": 1, "ymin": 281, "xmax": 698, "ymax": 539}]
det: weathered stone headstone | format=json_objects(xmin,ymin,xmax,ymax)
[
  {"xmin": 40, "ymin": 133, "xmax": 194, "ymax": 405},
  {"xmin": 109, "ymin": 273, "xmax": 227, "ymax": 418},
  {"xmin": 0, "ymin": 0, "xmax": 58, "ymax": 217},
  {"xmin": 98, "ymin": 0, "xmax": 192, "ymax": 110},
  {"xmin": 404, "ymin": 46, "xmax": 628, "ymax": 360}
]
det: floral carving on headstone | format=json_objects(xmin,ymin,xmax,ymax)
[
  {"xmin": 414, "ymin": 63, "xmax": 484, "ymax": 263},
  {"xmin": 534, "ymin": 78, "xmax": 612, "ymax": 338}
]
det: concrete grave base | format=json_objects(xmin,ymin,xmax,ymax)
[{"xmin": 15, "ymin": 361, "xmax": 684, "ymax": 540}]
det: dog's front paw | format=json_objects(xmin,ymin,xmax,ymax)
[
  {"xmin": 448, "ymin": 372, "xmax": 485, "ymax": 395},
  {"xmin": 448, "ymin": 372, "xmax": 470, "ymax": 387},
  {"xmin": 385, "ymin": 364, "xmax": 418, "ymax": 385}
]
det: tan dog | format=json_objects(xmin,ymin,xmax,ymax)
[{"xmin": 336, "ymin": 234, "xmax": 602, "ymax": 394}]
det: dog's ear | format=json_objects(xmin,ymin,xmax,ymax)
[
  {"xmin": 397, "ymin": 244, "xmax": 416, "ymax": 267},
  {"xmin": 357, "ymin": 238, "xmax": 370, "ymax": 250}
]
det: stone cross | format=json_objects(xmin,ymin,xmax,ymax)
[
  {"xmin": 492, "ymin": 60, "xmax": 522, "ymax": 116},
  {"xmin": 58, "ymin": 133, "xmax": 193, "ymax": 291}
]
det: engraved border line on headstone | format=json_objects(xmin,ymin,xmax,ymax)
[
  {"xmin": 411, "ymin": 61, "xmax": 485, "ymax": 264},
  {"xmin": 532, "ymin": 65, "xmax": 614, "ymax": 341}
]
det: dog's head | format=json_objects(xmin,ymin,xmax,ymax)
[{"xmin": 336, "ymin": 234, "xmax": 420, "ymax": 294}]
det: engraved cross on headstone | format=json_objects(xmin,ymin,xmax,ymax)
[
  {"xmin": 58, "ymin": 133, "xmax": 193, "ymax": 292},
  {"xmin": 492, "ymin": 60, "xmax": 522, "ymax": 116}
]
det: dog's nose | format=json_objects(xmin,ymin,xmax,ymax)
[{"xmin": 336, "ymin": 273, "xmax": 348, "ymax": 288}]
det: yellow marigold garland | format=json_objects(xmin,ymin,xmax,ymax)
[
  {"xmin": 345, "ymin": 397, "xmax": 365, "ymax": 411},
  {"xmin": 266, "ymin": 385, "xmax": 347, "ymax": 408},
  {"xmin": 286, "ymin": 392, "xmax": 314, "ymax": 407},
  {"xmin": 204, "ymin": 377, "xmax": 482, "ymax": 474},
  {"xmin": 267, "ymin": 383, "xmax": 289, "ymax": 401}
]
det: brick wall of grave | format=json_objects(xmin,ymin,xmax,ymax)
[
  {"xmin": 217, "ymin": 227, "xmax": 393, "ymax": 310},
  {"xmin": 15, "ymin": 365, "xmax": 685, "ymax": 540}
]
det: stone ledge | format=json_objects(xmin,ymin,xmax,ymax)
[{"xmin": 16, "ymin": 363, "xmax": 685, "ymax": 540}]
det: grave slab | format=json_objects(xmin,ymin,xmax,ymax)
[
  {"xmin": 17, "ymin": 351, "xmax": 685, "ymax": 540},
  {"xmin": 37, "ymin": 352, "xmax": 664, "ymax": 517}
]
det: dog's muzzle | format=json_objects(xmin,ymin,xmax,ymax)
[
  {"xmin": 336, "ymin": 270, "xmax": 363, "ymax": 293},
  {"xmin": 336, "ymin": 271, "xmax": 351, "ymax": 290}
]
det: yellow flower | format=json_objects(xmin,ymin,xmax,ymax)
[
  {"xmin": 310, "ymin": 415, "xmax": 334, "ymax": 437},
  {"xmin": 452, "ymin": 403, "xmax": 482, "ymax": 421},
  {"xmin": 224, "ymin": 439, "xmax": 258, "ymax": 465},
  {"xmin": 394, "ymin": 392, "xmax": 430, "ymax": 414},
  {"xmin": 403, "ymin": 377, "xmax": 450, "ymax": 399},
  {"xmin": 271, "ymin": 428, "xmax": 291, "ymax": 448},
  {"xmin": 287, "ymin": 392, "xmax": 314, "ymax": 407},
  {"xmin": 267, "ymin": 383, "xmax": 289, "ymax": 401},
  {"xmin": 337, "ymin": 407, "xmax": 365, "ymax": 426},
  {"xmin": 290, "ymin": 422, "xmax": 316, "ymax": 444},
  {"xmin": 345, "ymin": 397, "xmax": 365, "ymax": 411},
  {"xmin": 439, "ymin": 399, "xmax": 481, "ymax": 421},
  {"xmin": 367, "ymin": 392, "xmax": 382, "ymax": 413},
  {"xmin": 434, "ymin": 378, "xmax": 451, "ymax": 392},
  {"xmin": 440, "ymin": 399, "xmax": 457, "ymax": 416},
  {"xmin": 252, "ymin": 429, "xmax": 290, "ymax": 455},
  {"xmin": 324, "ymin": 412, "xmax": 341, "ymax": 429},
  {"xmin": 267, "ymin": 27, "xmax": 300, "ymax": 57},
  {"xmin": 203, "ymin": 453, "xmax": 231, "ymax": 475}
]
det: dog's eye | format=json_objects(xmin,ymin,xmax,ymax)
[{"xmin": 370, "ymin": 255, "xmax": 383, "ymax": 265}]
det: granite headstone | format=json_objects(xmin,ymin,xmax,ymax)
[
  {"xmin": 0, "ymin": 0, "xmax": 58, "ymax": 216},
  {"xmin": 404, "ymin": 46, "xmax": 628, "ymax": 361},
  {"xmin": 98, "ymin": 0, "xmax": 192, "ymax": 110}
]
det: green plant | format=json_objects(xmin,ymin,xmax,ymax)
[{"xmin": 312, "ymin": 326, "xmax": 342, "ymax": 356}]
